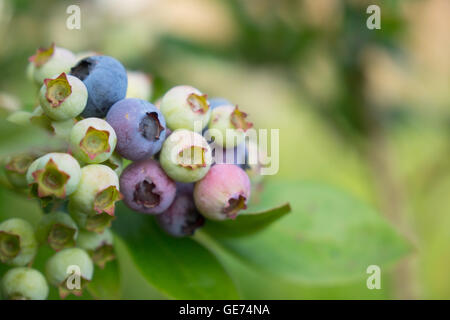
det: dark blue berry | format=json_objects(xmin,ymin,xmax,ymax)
[
  {"xmin": 70, "ymin": 56, "xmax": 127, "ymax": 118},
  {"xmin": 156, "ymin": 183, "xmax": 205, "ymax": 237}
]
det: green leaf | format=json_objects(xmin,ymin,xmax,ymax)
[
  {"xmin": 203, "ymin": 203, "xmax": 291, "ymax": 238},
  {"xmin": 87, "ymin": 260, "xmax": 121, "ymax": 300},
  {"xmin": 201, "ymin": 181, "xmax": 411, "ymax": 285},
  {"xmin": 0, "ymin": 118, "xmax": 63, "ymax": 157},
  {"xmin": 112, "ymin": 202, "xmax": 240, "ymax": 299}
]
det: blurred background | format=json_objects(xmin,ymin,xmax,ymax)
[{"xmin": 0, "ymin": 0, "xmax": 449, "ymax": 299}]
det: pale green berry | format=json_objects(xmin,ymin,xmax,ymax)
[
  {"xmin": 26, "ymin": 153, "xmax": 81, "ymax": 199},
  {"xmin": 0, "ymin": 218, "xmax": 37, "ymax": 266},
  {"xmin": 2, "ymin": 267, "xmax": 49, "ymax": 300},
  {"xmin": 69, "ymin": 164, "xmax": 122, "ymax": 217},
  {"xmin": 51, "ymin": 118, "xmax": 77, "ymax": 141},
  {"xmin": 39, "ymin": 73, "xmax": 87, "ymax": 121},
  {"xmin": 28, "ymin": 44, "xmax": 77, "ymax": 86},
  {"xmin": 3, "ymin": 153, "xmax": 38, "ymax": 189},
  {"xmin": 126, "ymin": 70, "xmax": 153, "ymax": 101},
  {"xmin": 45, "ymin": 248, "xmax": 93, "ymax": 298},
  {"xmin": 69, "ymin": 203, "xmax": 114, "ymax": 234},
  {"xmin": 77, "ymin": 229, "xmax": 114, "ymax": 268},
  {"xmin": 70, "ymin": 118, "xmax": 117, "ymax": 164},
  {"xmin": 102, "ymin": 152, "xmax": 123, "ymax": 176},
  {"xmin": 36, "ymin": 212, "xmax": 78, "ymax": 251},
  {"xmin": 160, "ymin": 85, "xmax": 211, "ymax": 132},
  {"xmin": 206, "ymin": 105, "xmax": 253, "ymax": 148},
  {"xmin": 29, "ymin": 105, "xmax": 53, "ymax": 132},
  {"xmin": 25, "ymin": 105, "xmax": 76, "ymax": 139},
  {"xmin": 160, "ymin": 129, "xmax": 212, "ymax": 182}
]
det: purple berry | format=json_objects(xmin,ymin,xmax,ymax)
[
  {"xmin": 194, "ymin": 164, "xmax": 251, "ymax": 221},
  {"xmin": 120, "ymin": 159, "xmax": 176, "ymax": 214},
  {"xmin": 106, "ymin": 98, "xmax": 166, "ymax": 161},
  {"xmin": 156, "ymin": 183, "xmax": 205, "ymax": 237},
  {"xmin": 70, "ymin": 56, "xmax": 127, "ymax": 118}
]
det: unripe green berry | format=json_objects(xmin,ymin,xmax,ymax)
[
  {"xmin": 126, "ymin": 70, "xmax": 153, "ymax": 101},
  {"xmin": 102, "ymin": 152, "xmax": 123, "ymax": 176},
  {"xmin": 28, "ymin": 105, "xmax": 76, "ymax": 140},
  {"xmin": 29, "ymin": 105, "xmax": 54, "ymax": 132},
  {"xmin": 160, "ymin": 85, "xmax": 211, "ymax": 132},
  {"xmin": 28, "ymin": 44, "xmax": 77, "ymax": 86},
  {"xmin": 70, "ymin": 118, "xmax": 117, "ymax": 164},
  {"xmin": 39, "ymin": 73, "xmax": 88, "ymax": 121},
  {"xmin": 3, "ymin": 153, "xmax": 38, "ymax": 189},
  {"xmin": 26, "ymin": 153, "xmax": 81, "ymax": 199},
  {"xmin": 69, "ymin": 203, "xmax": 114, "ymax": 234},
  {"xmin": 77, "ymin": 229, "xmax": 114, "ymax": 268},
  {"xmin": 51, "ymin": 118, "xmax": 77, "ymax": 141},
  {"xmin": 69, "ymin": 164, "xmax": 122, "ymax": 217},
  {"xmin": 160, "ymin": 129, "xmax": 212, "ymax": 183},
  {"xmin": 0, "ymin": 218, "xmax": 37, "ymax": 266},
  {"xmin": 1, "ymin": 267, "xmax": 49, "ymax": 300},
  {"xmin": 36, "ymin": 212, "xmax": 78, "ymax": 251},
  {"xmin": 207, "ymin": 105, "xmax": 253, "ymax": 148},
  {"xmin": 45, "ymin": 248, "xmax": 93, "ymax": 298}
]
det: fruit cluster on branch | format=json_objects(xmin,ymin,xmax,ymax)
[{"xmin": 1, "ymin": 43, "xmax": 263, "ymax": 300}]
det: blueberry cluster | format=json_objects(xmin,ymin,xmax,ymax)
[{"xmin": 1, "ymin": 44, "xmax": 261, "ymax": 300}]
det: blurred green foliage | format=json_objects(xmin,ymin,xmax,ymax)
[{"xmin": 0, "ymin": 0, "xmax": 449, "ymax": 299}]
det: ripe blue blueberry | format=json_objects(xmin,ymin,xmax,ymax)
[
  {"xmin": 1, "ymin": 267, "xmax": 49, "ymax": 300},
  {"xmin": 160, "ymin": 85, "xmax": 211, "ymax": 132},
  {"xmin": 70, "ymin": 55, "xmax": 127, "ymax": 118},
  {"xmin": 160, "ymin": 129, "xmax": 212, "ymax": 183},
  {"xmin": 156, "ymin": 183, "xmax": 205, "ymax": 237},
  {"xmin": 39, "ymin": 73, "xmax": 88, "ymax": 121},
  {"xmin": 194, "ymin": 164, "xmax": 251, "ymax": 221},
  {"xmin": 120, "ymin": 159, "xmax": 176, "ymax": 215},
  {"xmin": 0, "ymin": 218, "xmax": 38, "ymax": 266},
  {"xmin": 106, "ymin": 98, "xmax": 166, "ymax": 161},
  {"xmin": 70, "ymin": 118, "xmax": 117, "ymax": 164}
]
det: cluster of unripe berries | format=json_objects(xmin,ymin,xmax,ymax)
[{"xmin": 1, "ymin": 43, "xmax": 260, "ymax": 300}]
